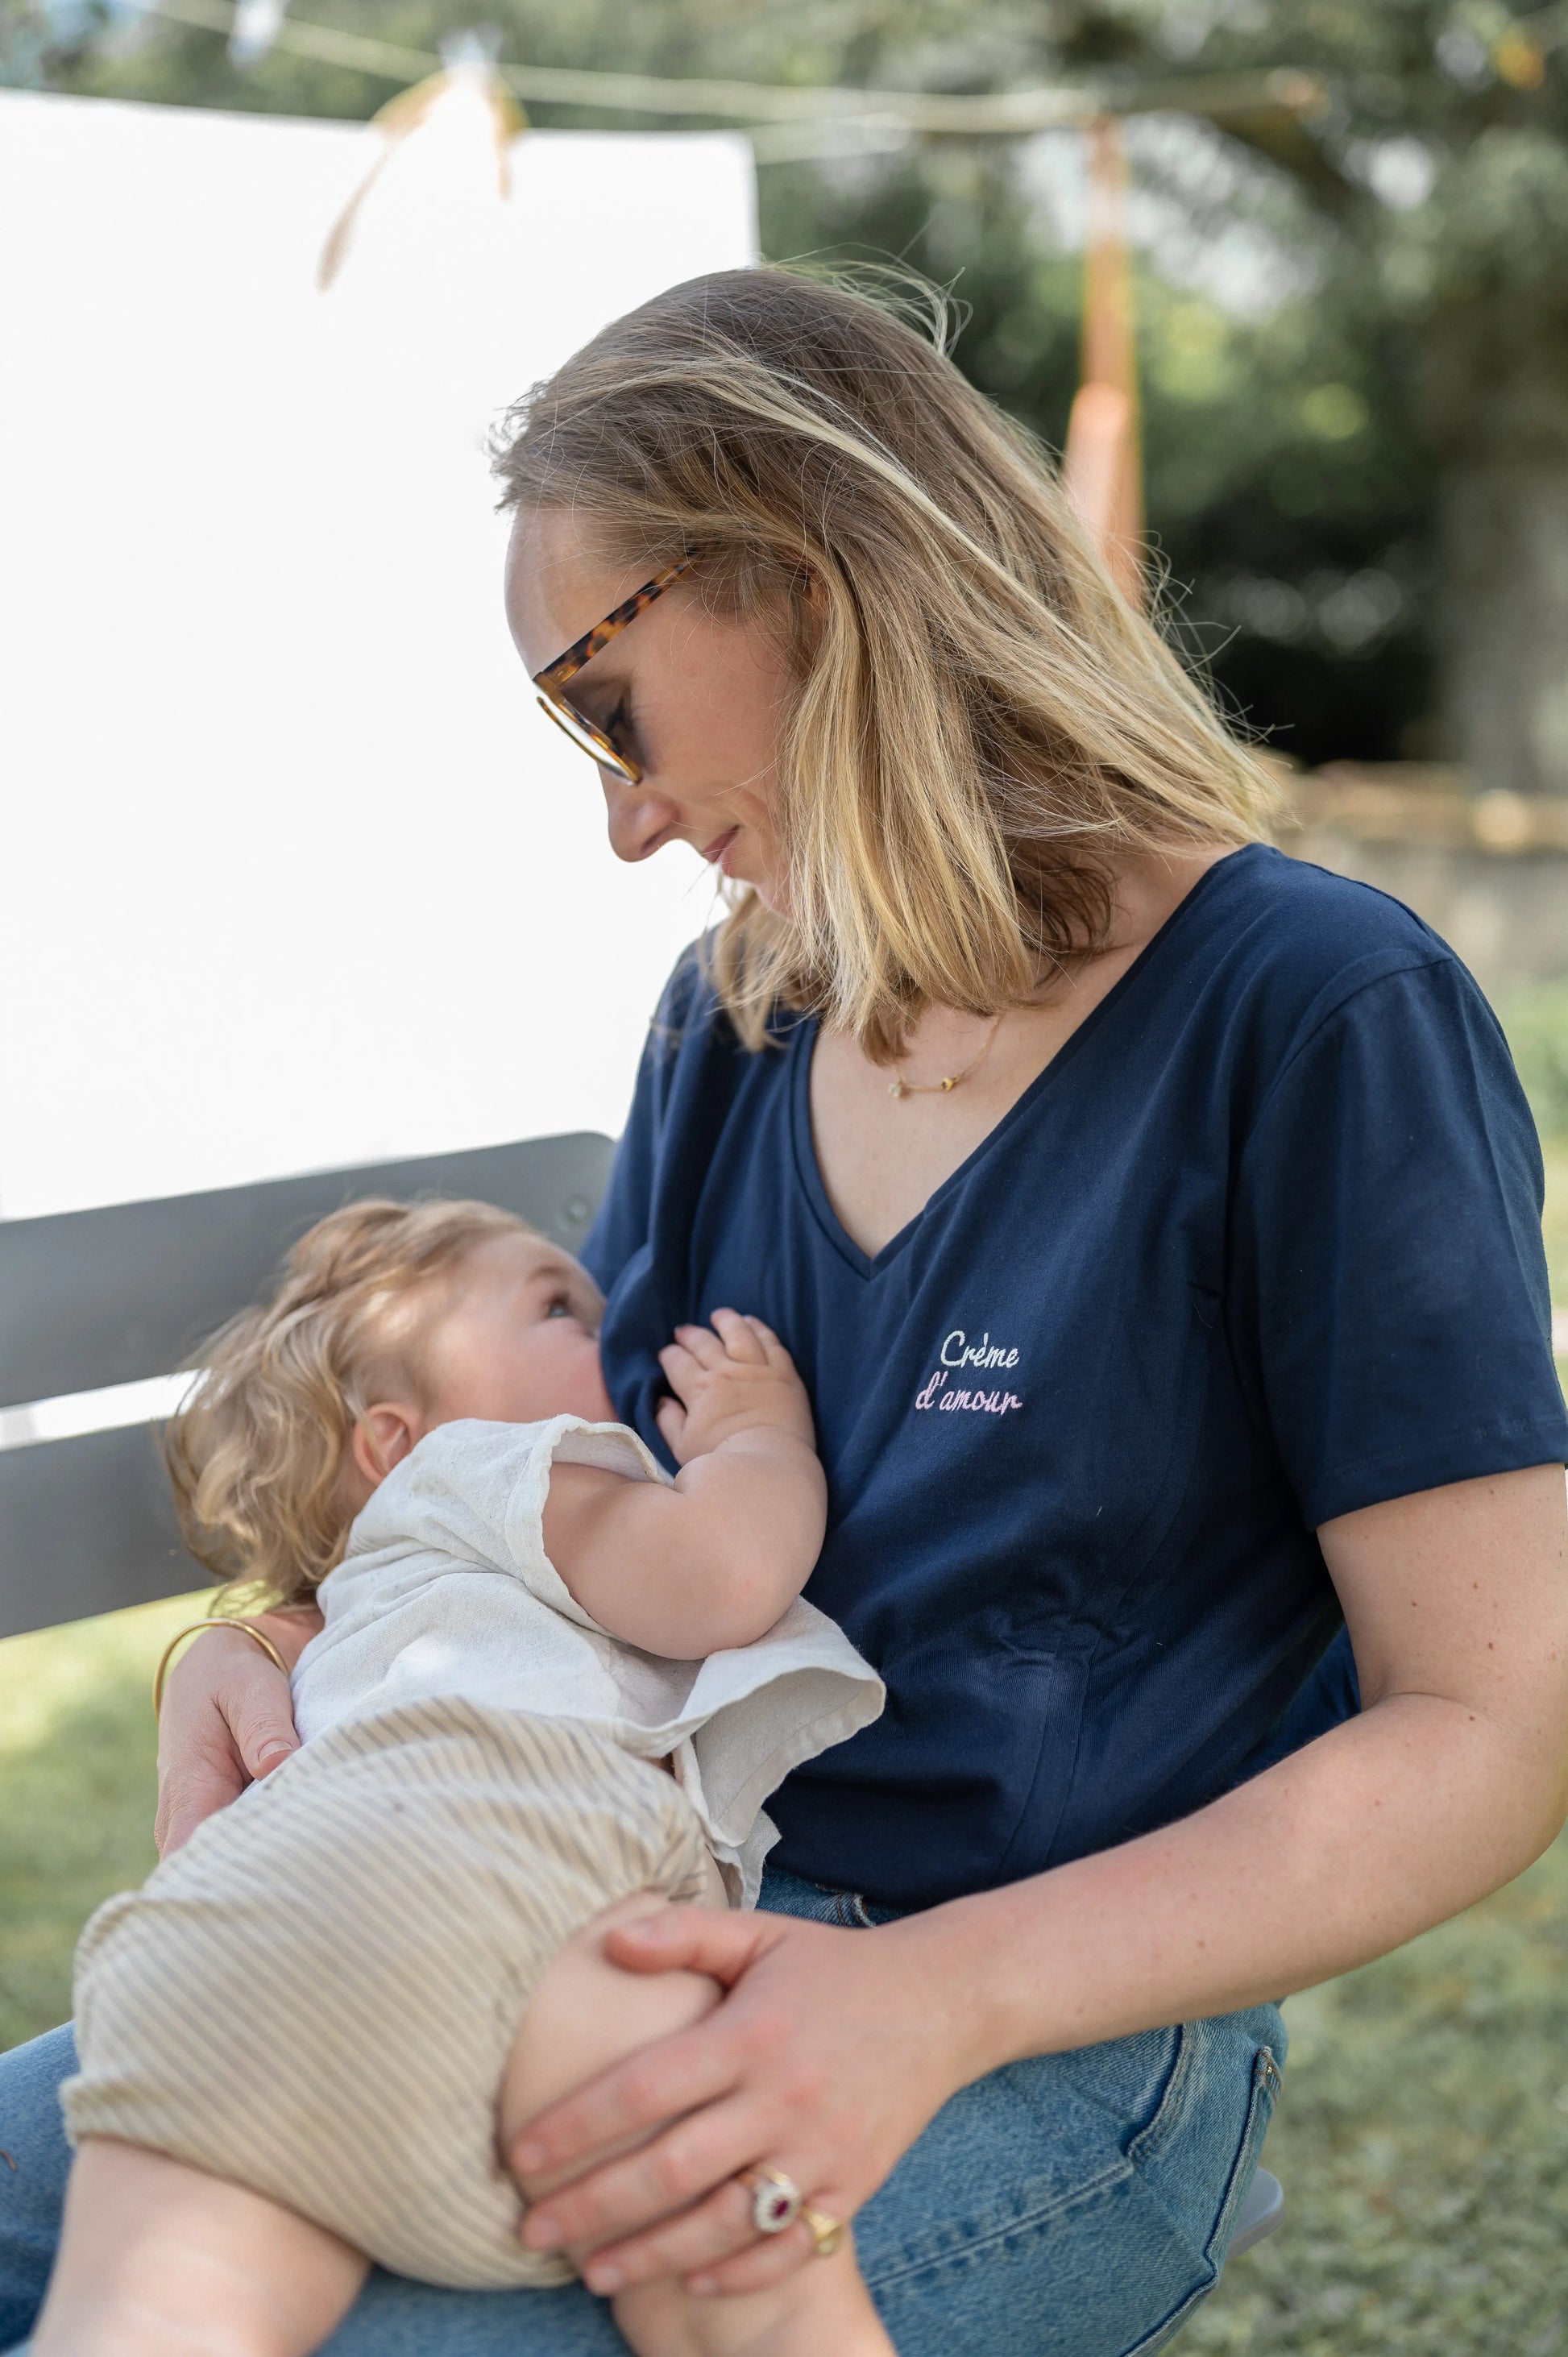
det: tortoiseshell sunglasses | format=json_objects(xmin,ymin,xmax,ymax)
[{"xmin": 531, "ymin": 556, "xmax": 695, "ymax": 784}]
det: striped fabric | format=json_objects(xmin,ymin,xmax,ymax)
[{"xmin": 64, "ymin": 1699, "xmax": 712, "ymax": 2288}]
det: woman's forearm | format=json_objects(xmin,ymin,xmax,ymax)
[{"xmin": 906, "ymin": 1688, "xmax": 1567, "ymax": 2084}]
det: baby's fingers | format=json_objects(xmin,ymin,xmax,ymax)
[
  {"xmin": 671, "ymin": 1323, "xmax": 728, "ymax": 1370},
  {"xmin": 707, "ymin": 1308, "xmax": 767, "ymax": 1365},
  {"xmin": 658, "ymin": 1340, "xmax": 704, "ymax": 1396},
  {"xmin": 741, "ymin": 1314, "xmax": 792, "ymax": 1368}
]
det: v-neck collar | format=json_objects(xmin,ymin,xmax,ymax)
[{"xmin": 788, "ymin": 844, "xmax": 1263, "ymax": 1280}]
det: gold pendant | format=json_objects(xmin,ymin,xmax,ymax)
[{"xmin": 939, "ymin": 1076, "xmax": 957, "ymax": 1091}]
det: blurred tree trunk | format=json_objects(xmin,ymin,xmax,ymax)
[{"xmin": 1437, "ymin": 459, "xmax": 1568, "ymax": 794}]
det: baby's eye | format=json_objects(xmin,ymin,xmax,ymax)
[{"xmin": 545, "ymin": 1297, "xmax": 572, "ymax": 1319}]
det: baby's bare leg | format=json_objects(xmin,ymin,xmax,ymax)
[
  {"xmin": 504, "ymin": 1883, "xmax": 894, "ymax": 2357},
  {"xmin": 33, "ymin": 2138, "xmax": 367, "ymax": 2357}
]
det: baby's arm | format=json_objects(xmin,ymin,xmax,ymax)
[{"xmin": 540, "ymin": 1309, "xmax": 827, "ymax": 1658}]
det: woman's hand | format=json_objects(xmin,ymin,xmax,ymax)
[
  {"xmin": 153, "ymin": 1610, "xmax": 321, "ymax": 1856},
  {"xmin": 509, "ymin": 1903, "xmax": 981, "ymax": 2299}
]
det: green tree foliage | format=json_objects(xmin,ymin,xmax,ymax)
[{"xmin": 763, "ymin": 142, "xmax": 1432, "ymax": 763}]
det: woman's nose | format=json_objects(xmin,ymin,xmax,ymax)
[{"xmin": 601, "ymin": 772, "xmax": 679, "ymax": 864}]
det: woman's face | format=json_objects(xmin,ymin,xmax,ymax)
[{"xmin": 505, "ymin": 507, "xmax": 795, "ymax": 911}]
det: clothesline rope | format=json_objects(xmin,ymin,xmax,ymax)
[{"xmin": 146, "ymin": 0, "xmax": 1324, "ymax": 145}]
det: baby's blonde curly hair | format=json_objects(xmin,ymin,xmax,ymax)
[{"xmin": 166, "ymin": 1197, "xmax": 535, "ymax": 1612}]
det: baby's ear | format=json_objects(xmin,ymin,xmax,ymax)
[{"xmin": 351, "ymin": 1405, "xmax": 422, "ymax": 1490}]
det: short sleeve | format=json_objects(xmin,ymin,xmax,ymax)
[
  {"xmin": 500, "ymin": 1416, "xmax": 672, "ymax": 1632},
  {"xmin": 1230, "ymin": 956, "xmax": 1568, "ymax": 1528}
]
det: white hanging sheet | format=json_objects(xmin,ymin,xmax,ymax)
[{"xmin": 0, "ymin": 89, "xmax": 756, "ymax": 1218}]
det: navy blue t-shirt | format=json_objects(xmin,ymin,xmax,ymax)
[{"xmin": 584, "ymin": 846, "xmax": 1567, "ymax": 1911}]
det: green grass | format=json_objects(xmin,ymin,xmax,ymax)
[
  {"xmin": 1545, "ymin": 1137, "xmax": 1567, "ymax": 1398},
  {"xmin": 1188, "ymin": 1833, "xmax": 1568, "ymax": 2354},
  {"xmin": 0, "ymin": 1591, "xmax": 208, "ymax": 2052},
  {"xmin": 1500, "ymin": 981, "xmax": 1568, "ymax": 1143},
  {"xmin": 0, "ymin": 1145, "xmax": 1562, "ymax": 2345}
]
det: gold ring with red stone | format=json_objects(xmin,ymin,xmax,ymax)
[{"xmin": 736, "ymin": 2164, "xmax": 802, "ymax": 2235}]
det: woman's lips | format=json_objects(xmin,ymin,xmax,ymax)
[{"xmin": 701, "ymin": 828, "xmax": 740, "ymax": 875}]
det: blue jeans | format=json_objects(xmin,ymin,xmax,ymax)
[{"xmin": 0, "ymin": 1867, "xmax": 1283, "ymax": 2356}]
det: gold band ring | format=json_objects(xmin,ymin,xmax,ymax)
[
  {"xmin": 801, "ymin": 2204, "xmax": 846, "ymax": 2259},
  {"xmin": 736, "ymin": 2164, "xmax": 803, "ymax": 2235}
]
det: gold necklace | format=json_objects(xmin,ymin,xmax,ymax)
[{"xmin": 887, "ymin": 1012, "xmax": 1004, "ymax": 1099}]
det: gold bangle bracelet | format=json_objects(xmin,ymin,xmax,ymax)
[{"xmin": 152, "ymin": 1618, "xmax": 290, "ymax": 1716}]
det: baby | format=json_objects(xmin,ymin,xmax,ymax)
[{"xmin": 35, "ymin": 1198, "xmax": 891, "ymax": 2357}]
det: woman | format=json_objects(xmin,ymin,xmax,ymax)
[{"xmin": 2, "ymin": 268, "xmax": 1565, "ymax": 2357}]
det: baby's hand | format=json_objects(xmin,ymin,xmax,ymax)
[{"xmin": 655, "ymin": 1310, "xmax": 815, "ymax": 1467}]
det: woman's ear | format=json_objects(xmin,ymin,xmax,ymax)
[{"xmin": 351, "ymin": 1405, "xmax": 424, "ymax": 1492}]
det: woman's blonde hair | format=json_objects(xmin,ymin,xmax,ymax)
[
  {"xmin": 493, "ymin": 265, "xmax": 1279, "ymax": 1060},
  {"xmin": 165, "ymin": 1197, "xmax": 533, "ymax": 1612}
]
